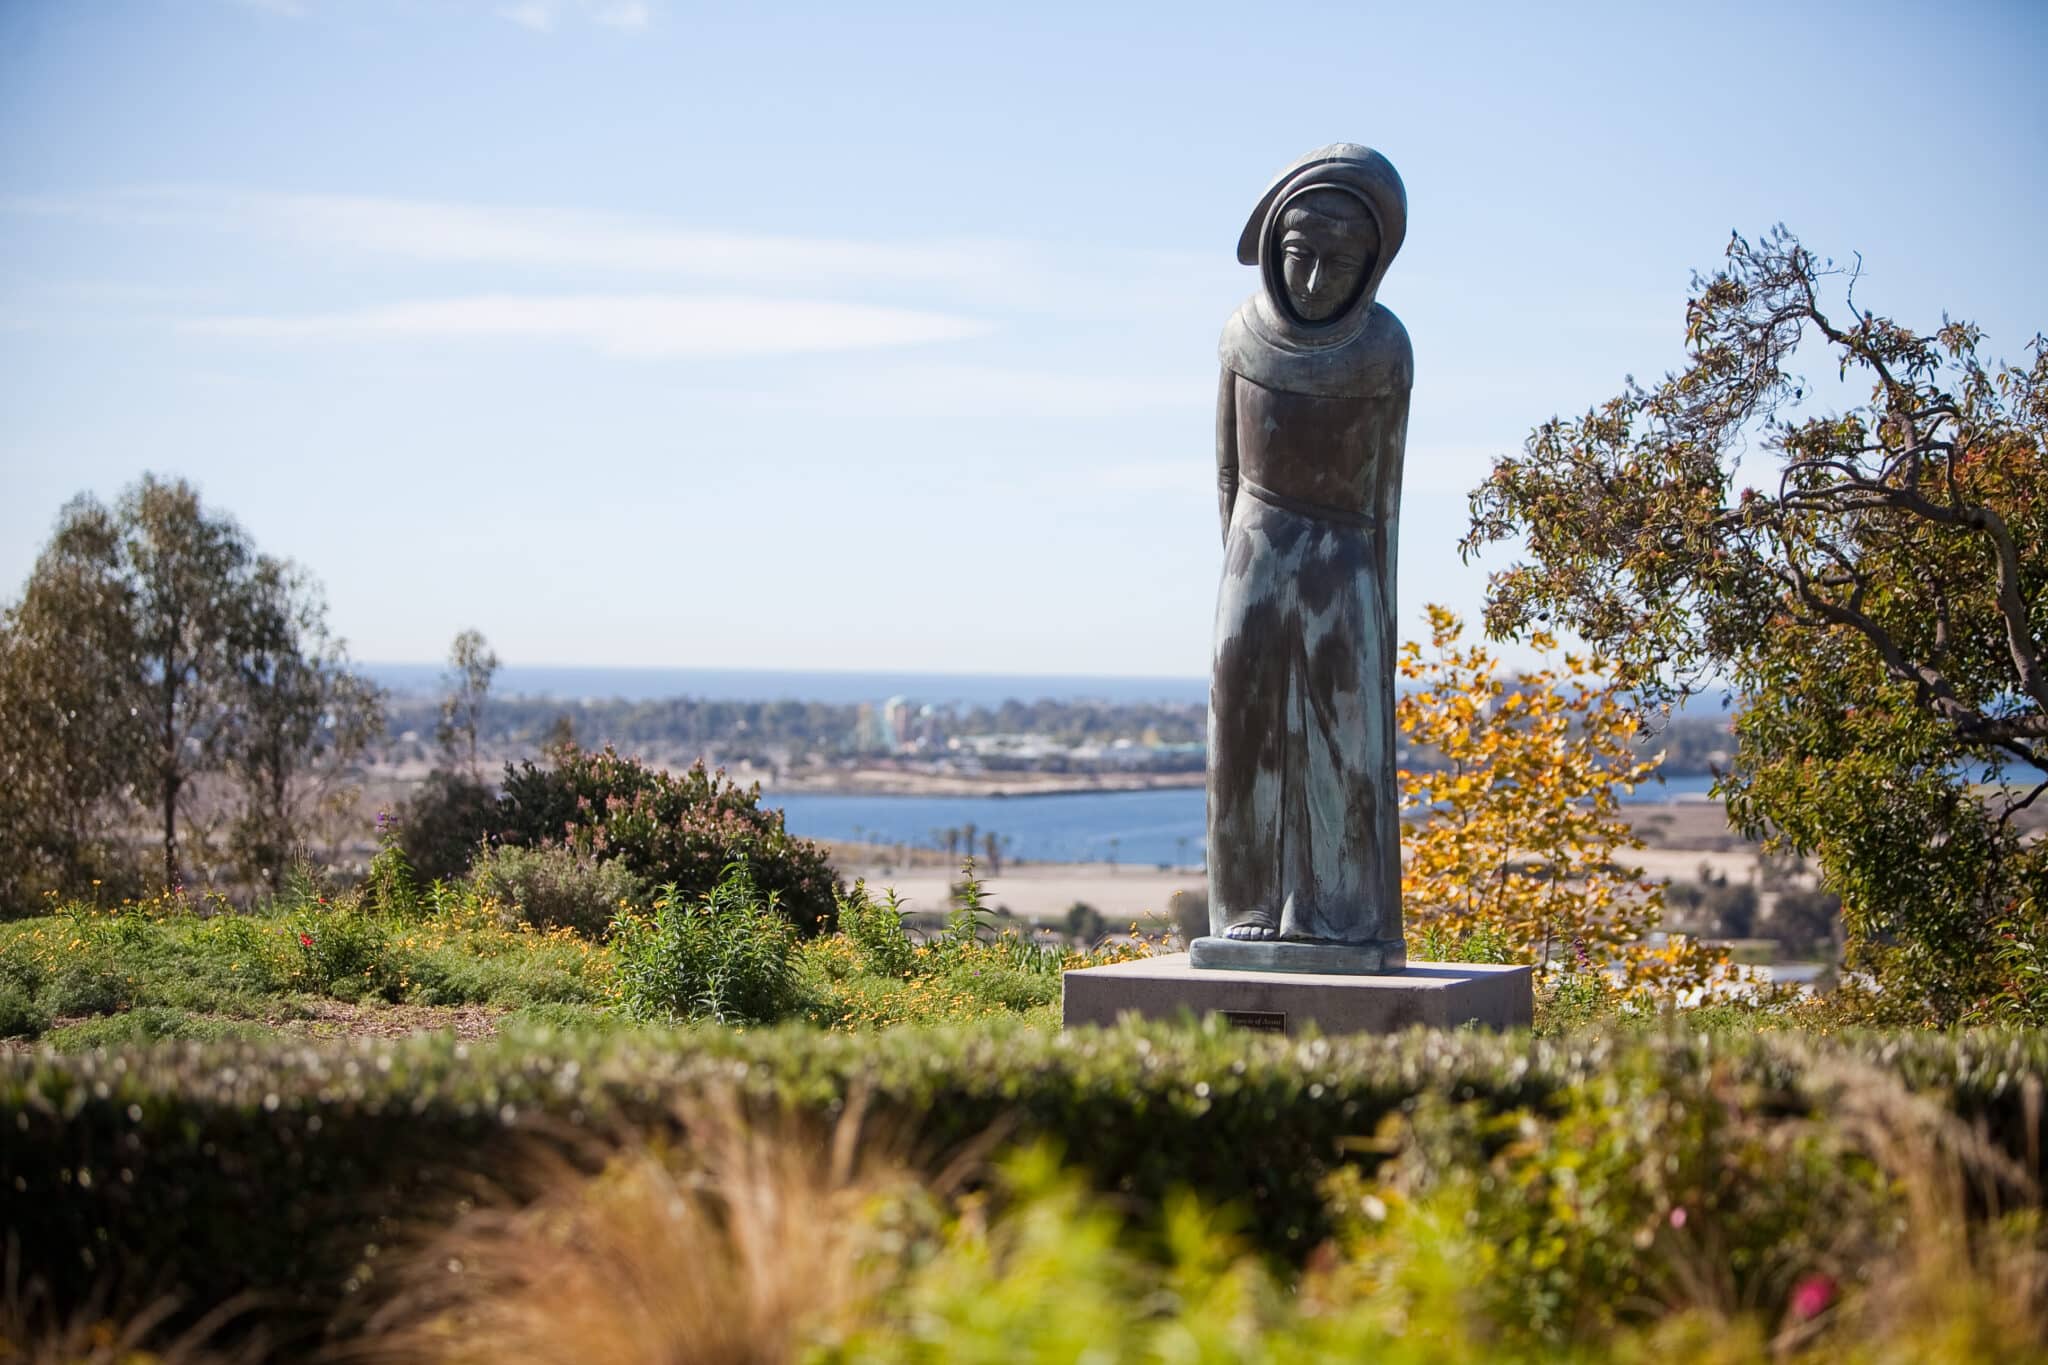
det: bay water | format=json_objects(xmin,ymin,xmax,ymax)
[{"xmin": 768, "ymin": 773, "xmax": 1723, "ymax": 867}]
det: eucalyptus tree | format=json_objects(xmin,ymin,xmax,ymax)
[
  {"xmin": 1, "ymin": 474, "xmax": 381, "ymax": 901},
  {"xmin": 437, "ymin": 628, "xmax": 499, "ymax": 783},
  {"xmin": 227, "ymin": 561, "xmax": 385, "ymax": 888},
  {"xmin": 0, "ymin": 497, "xmax": 145, "ymax": 908}
]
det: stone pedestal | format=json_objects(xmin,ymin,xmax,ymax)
[
  {"xmin": 1188, "ymin": 935, "xmax": 1399, "ymax": 974},
  {"xmin": 1062, "ymin": 952, "xmax": 1532, "ymax": 1036}
]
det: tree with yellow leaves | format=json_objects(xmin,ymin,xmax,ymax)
[{"xmin": 1398, "ymin": 605, "xmax": 1725, "ymax": 998}]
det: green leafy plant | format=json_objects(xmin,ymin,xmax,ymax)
[
  {"xmin": 611, "ymin": 861, "xmax": 799, "ymax": 1025},
  {"xmin": 365, "ymin": 809, "xmax": 422, "ymax": 917},
  {"xmin": 839, "ymin": 879, "xmax": 916, "ymax": 979}
]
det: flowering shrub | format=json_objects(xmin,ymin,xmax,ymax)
[
  {"xmin": 287, "ymin": 908, "xmax": 400, "ymax": 1001},
  {"xmin": 498, "ymin": 746, "xmax": 840, "ymax": 937},
  {"xmin": 1399, "ymin": 606, "xmax": 1733, "ymax": 1001}
]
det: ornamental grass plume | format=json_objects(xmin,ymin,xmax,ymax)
[
  {"xmin": 1631, "ymin": 1050, "xmax": 2048, "ymax": 1360},
  {"xmin": 342, "ymin": 1085, "xmax": 954, "ymax": 1365},
  {"xmin": 0, "ymin": 1250, "xmax": 255, "ymax": 1365},
  {"xmin": 1796, "ymin": 1057, "xmax": 2048, "ymax": 1361}
]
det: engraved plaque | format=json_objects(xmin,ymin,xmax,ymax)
[{"xmin": 1218, "ymin": 1009, "xmax": 1287, "ymax": 1034}]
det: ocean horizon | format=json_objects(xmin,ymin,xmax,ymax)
[{"xmin": 362, "ymin": 663, "xmax": 1211, "ymax": 707}]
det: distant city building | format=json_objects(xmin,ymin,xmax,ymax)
[{"xmin": 882, "ymin": 695, "xmax": 911, "ymax": 751}]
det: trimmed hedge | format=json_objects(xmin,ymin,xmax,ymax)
[{"xmin": 2, "ymin": 1023, "xmax": 2043, "ymax": 1345}]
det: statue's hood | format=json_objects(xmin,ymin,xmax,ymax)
[{"xmin": 1220, "ymin": 143, "xmax": 1412, "ymax": 398}]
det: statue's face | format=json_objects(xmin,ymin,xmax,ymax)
[{"xmin": 1276, "ymin": 189, "xmax": 1377, "ymax": 324}]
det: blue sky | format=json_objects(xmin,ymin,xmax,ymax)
[{"xmin": 3, "ymin": 0, "xmax": 2043, "ymax": 679}]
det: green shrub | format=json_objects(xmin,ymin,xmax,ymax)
[
  {"xmin": 498, "ymin": 1002, "xmax": 638, "ymax": 1038},
  {"xmin": 0, "ymin": 975, "xmax": 49, "ymax": 1038},
  {"xmin": 40, "ymin": 957, "xmax": 129, "ymax": 1016},
  {"xmin": 45, "ymin": 1006, "xmax": 266, "ymax": 1052},
  {"xmin": 397, "ymin": 768, "xmax": 499, "ymax": 883},
  {"xmin": 364, "ymin": 811, "xmax": 423, "ymax": 917},
  {"xmin": 1411, "ymin": 920, "xmax": 1517, "ymax": 965},
  {"xmin": 288, "ymin": 910, "xmax": 401, "ymax": 1001},
  {"xmin": 190, "ymin": 912, "xmax": 292, "ymax": 996},
  {"xmin": 612, "ymin": 862, "xmax": 798, "ymax": 1025},
  {"xmin": 468, "ymin": 842, "xmax": 645, "ymax": 938},
  {"xmin": 840, "ymin": 880, "xmax": 915, "ymax": 979},
  {"xmin": 497, "ymin": 746, "xmax": 840, "ymax": 936},
  {"xmin": 1062, "ymin": 900, "xmax": 1108, "ymax": 946},
  {"xmin": 0, "ymin": 950, "xmax": 46, "ymax": 1000}
]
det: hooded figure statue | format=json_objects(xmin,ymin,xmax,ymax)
[{"xmin": 1195, "ymin": 143, "xmax": 1410, "ymax": 973}]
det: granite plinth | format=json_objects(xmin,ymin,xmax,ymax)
[
  {"xmin": 1062, "ymin": 952, "xmax": 1532, "ymax": 1036},
  {"xmin": 1189, "ymin": 935, "xmax": 1400, "ymax": 975}
]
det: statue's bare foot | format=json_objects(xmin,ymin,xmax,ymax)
[{"xmin": 1222, "ymin": 917, "xmax": 1278, "ymax": 941}]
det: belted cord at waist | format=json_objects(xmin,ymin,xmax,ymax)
[{"xmin": 1241, "ymin": 477, "xmax": 1375, "ymax": 528}]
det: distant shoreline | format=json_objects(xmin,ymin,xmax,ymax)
[
  {"xmin": 759, "ymin": 770, "xmax": 1206, "ymax": 799},
  {"xmin": 751, "ymin": 766, "xmax": 1730, "ymax": 801}
]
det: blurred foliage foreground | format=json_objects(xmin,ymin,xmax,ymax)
[{"xmin": 1, "ymin": 1024, "xmax": 2044, "ymax": 1363}]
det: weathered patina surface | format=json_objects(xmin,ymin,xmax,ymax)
[{"xmin": 1199, "ymin": 143, "xmax": 1410, "ymax": 974}]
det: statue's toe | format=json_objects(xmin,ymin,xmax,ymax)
[{"xmin": 1222, "ymin": 921, "xmax": 1278, "ymax": 941}]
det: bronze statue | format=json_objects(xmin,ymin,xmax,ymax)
[{"xmin": 1194, "ymin": 144, "xmax": 1410, "ymax": 975}]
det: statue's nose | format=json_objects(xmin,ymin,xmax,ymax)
[{"xmin": 1305, "ymin": 262, "xmax": 1323, "ymax": 293}]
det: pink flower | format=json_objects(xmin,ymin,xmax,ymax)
[
  {"xmin": 1789, "ymin": 1273, "xmax": 1837, "ymax": 1321},
  {"xmin": 1667, "ymin": 1206, "xmax": 1687, "ymax": 1229}
]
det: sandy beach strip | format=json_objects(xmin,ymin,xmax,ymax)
[{"xmin": 833, "ymin": 798, "xmax": 1774, "ymax": 926}]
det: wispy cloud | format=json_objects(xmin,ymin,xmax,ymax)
[
  {"xmin": 802, "ymin": 363, "xmax": 1203, "ymax": 419},
  {"xmin": 495, "ymin": 0, "xmax": 656, "ymax": 32},
  {"xmin": 11, "ymin": 189, "xmax": 1040, "ymax": 293},
  {"xmin": 497, "ymin": 1, "xmax": 555, "ymax": 31},
  {"xmin": 185, "ymin": 293, "xmax": 989, "ymax": 358},
  {"xmin": 593, "ymin": 1, "xmax": 651, "ymax": 29}
]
